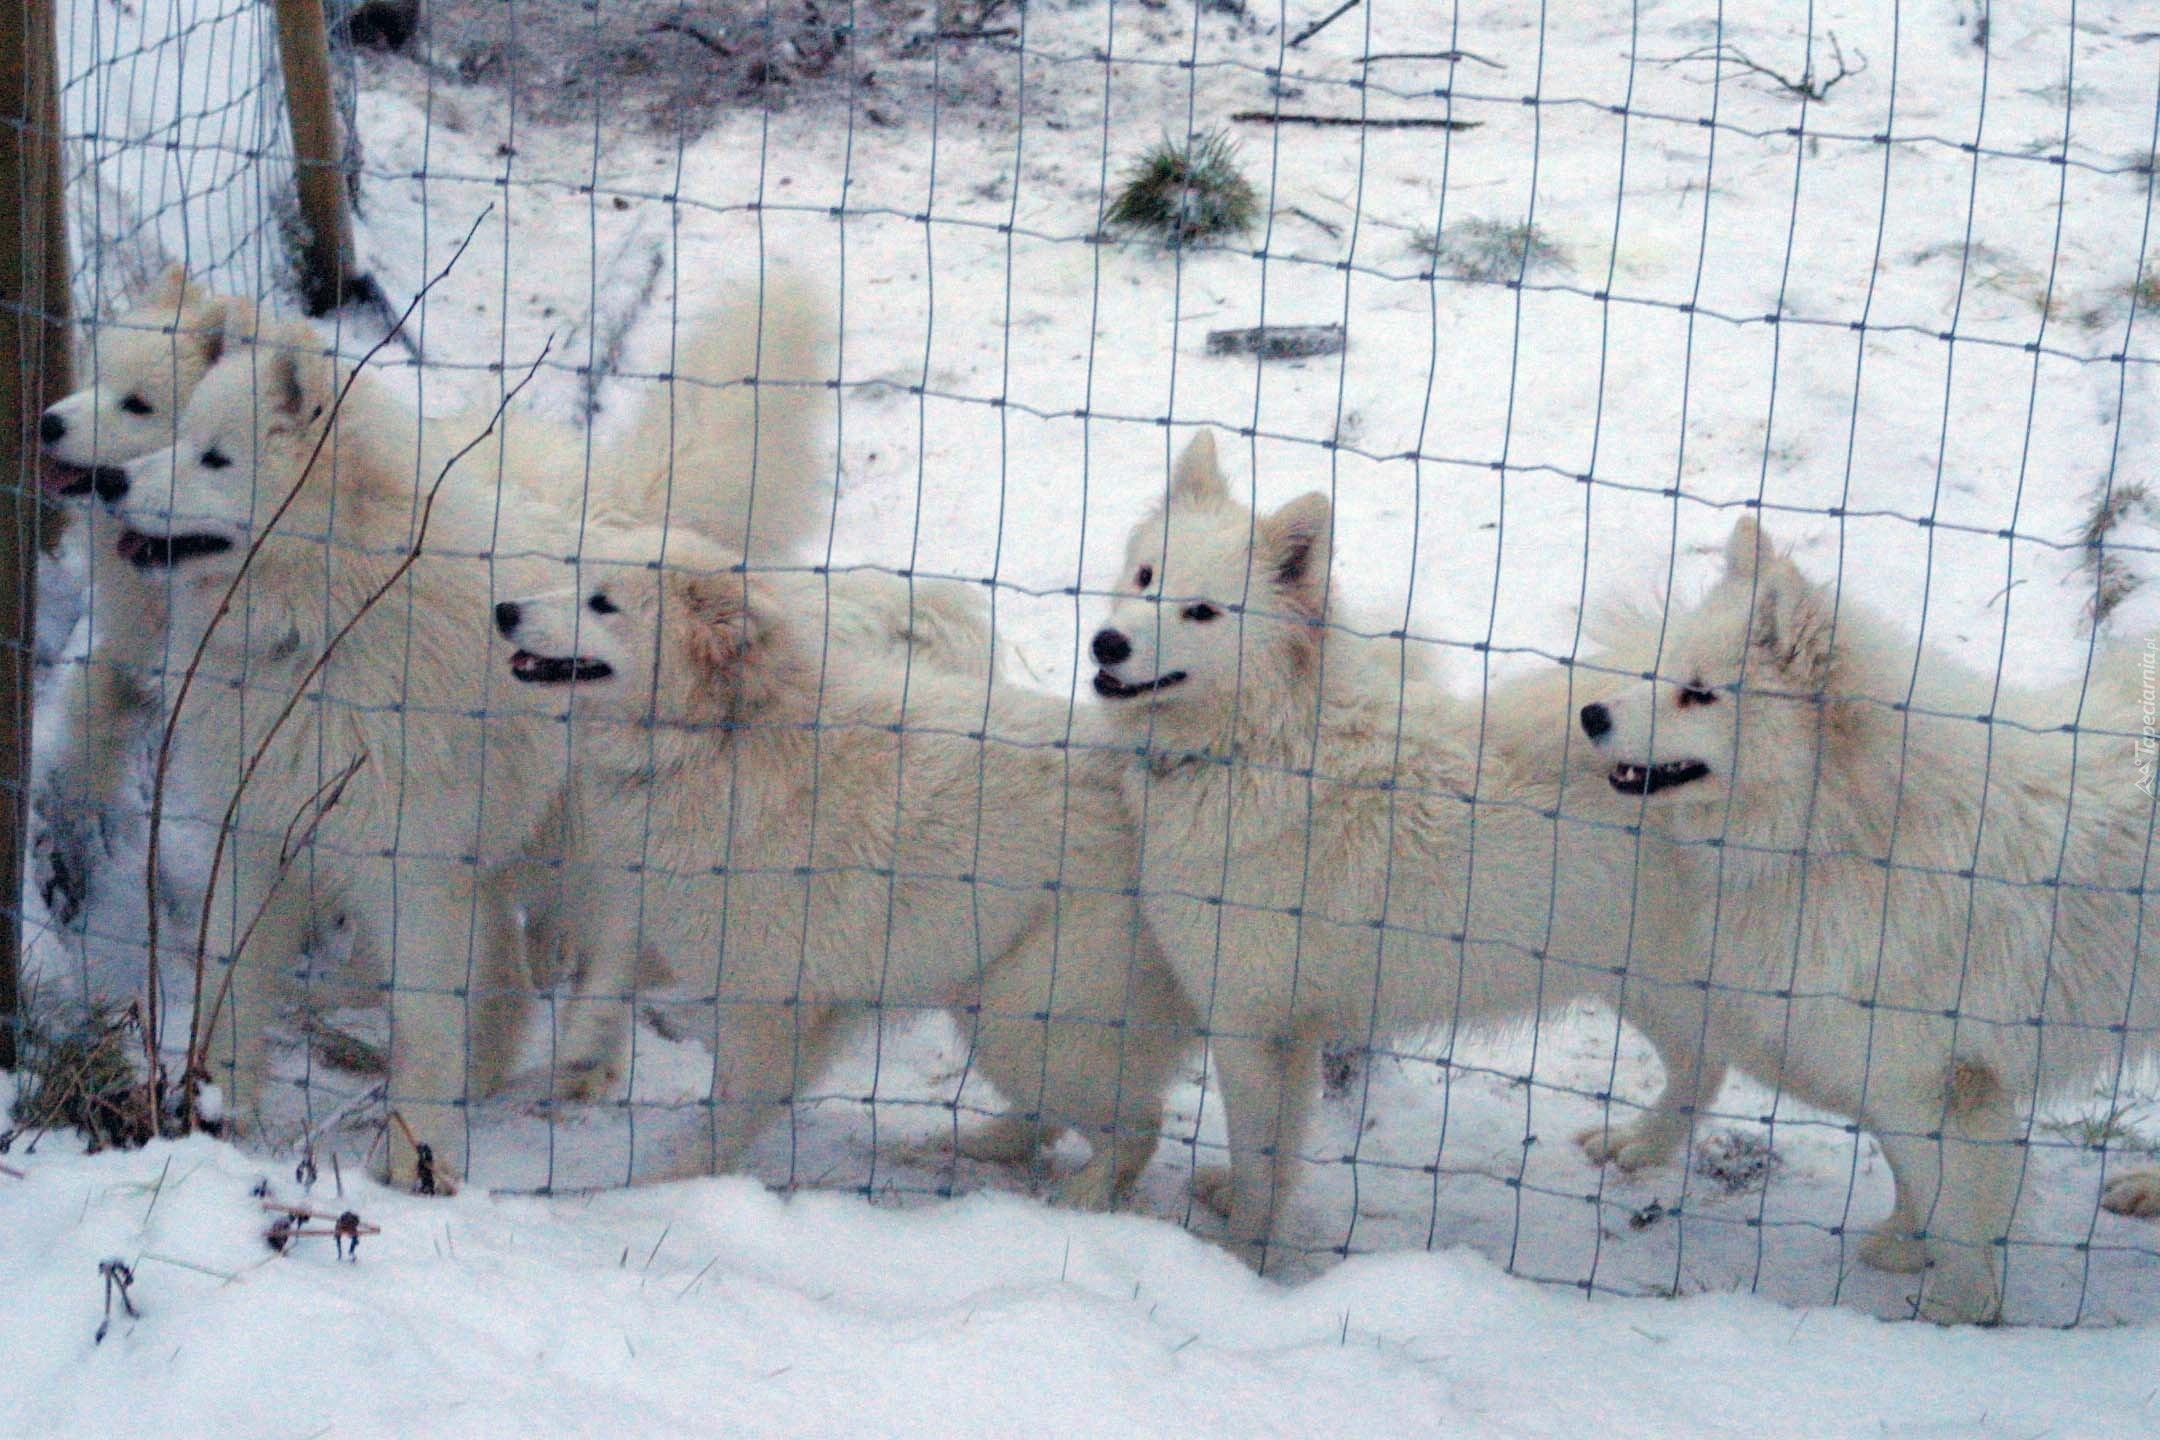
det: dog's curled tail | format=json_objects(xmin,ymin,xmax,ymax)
[{"xmin": 611, "ymin": 272, "xmax": 836, "ymax": 564}]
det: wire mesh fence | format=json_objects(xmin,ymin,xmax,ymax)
[{"xmin": 10, "ymin": 0, "xmax": 2160, "ymax": 1328}]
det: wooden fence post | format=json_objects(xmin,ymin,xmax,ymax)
[
  {"xmin": 273, "ymin": 0, "xmax": 364, "ymax": 315},
  {"xmin": 0, "ymin": 0, "xmax": 72, "ymax": 1068}
]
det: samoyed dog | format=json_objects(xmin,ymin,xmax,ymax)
[
  {"xmin": 34, "ymin": 267, "xmax": 256, "ymax": 928},
  {"xmin": 1577, "ymin": 516, "xmax": 2160, "ymax": 1322},
  {"xmin": 490, "ymin": 526, "xmax": 1195, "ymax": 1206},
  {"xmin": 1087, "ymin": 432, "xmax": 1697, "ymax": 1270},
  {"xmin": 100, "ymin": 278, "xmax": 835, "ymax": 1187}
]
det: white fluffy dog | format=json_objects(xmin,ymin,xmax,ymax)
[
  {"xmin": 1087, "ymin": 432, "xmax": 1695, "ymax": 1269},
  {"xmin": 34, "ymin": 268, "xmax": 255, "ymax": 928},
  {"xmin": 491, "ymin": 528, "xmax": 1195, "ymax": 1206},
  {"xmin": 101, "ymin": 279, "xmax": 834, "ymax": 1187},
  {"xmin": 1577, "ymin": 517, "xmax": 2160, "ymax": 1322}
]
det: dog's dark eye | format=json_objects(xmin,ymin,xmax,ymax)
[
  {"xmin": 120, "ymin": 394, "xmax": 154, "ymax": 416},
  {"xmin": 588, "ymin": 593, "xmax": 618, "ymax": 616},
  {"xmin": 1677, "ymin": 683, "xmax": 1718, "ymax": 708},
  {"xmin": 1183, "ymin": 603, "xmax": 1219, "ymax": 623},
  {"xmin": 1136, "ymin": 564, "xmax": 1154, "ymax": 589},
  {"xmin": 200, "ymin": 447, "xmax": 231, "ymax": 470}
]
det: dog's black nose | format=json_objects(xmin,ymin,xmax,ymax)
[
  {"xmin": 91, "ymin": 467, "xmax": 129, "ymax": 504},
  {"xmin": 1579, "ymin": 702, "xmax": 1612, "ymax": 741},
  {"xmin": 38, "ymin": 412, "xmax": 64, "ymax": 445},
  {"xmin": 1091, "ymin": 628, "xmax": 1131, "ymax": 667},
  {"xmin": 494, "ymin": 601, "xmax": 522, "ymax": 636}
]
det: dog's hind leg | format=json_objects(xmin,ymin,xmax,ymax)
[
  {"xmin": 645, "ymin": 998, "xmax": 844, "ymax": 1182},
  {"xmin": 1868, "ymin": 1057, "xmax": 2020, "ymax": 1324}
]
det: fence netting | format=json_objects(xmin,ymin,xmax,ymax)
[{"xmin": 12, "ymin": 0, "xmax": 2160, "ymax": 1326}]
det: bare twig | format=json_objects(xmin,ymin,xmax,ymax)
[
  {"xmin": 386, "ymin": 1110, "xmax": 439, "ymax": 1195},
  {"xmin": 1288, "ymin": 0, "xmax": 1361, "ymax": 48},
  {"xmin": 277, "ymin": 751, "xmax": 369, "ymax": 868},
  {"xmin": 94, "ymin": 1259, "xmax": 139, "ymax": 1343},
  {"xmin": 1232, "ymin": 111, "xmax": 1480, "ymax": 131},
  {"xmin": 1644, "ymin": 29, "xmax": 1866, "ymax": 102},
  {"xmin": 1358, "ymin": 49, "xmax": 1504, "ymax": 70},
  {"xmin": 648, "ymin": 15, "xmax": 732, "ymax": 56},
  {"xmin": 1287, "ymin": 205, "xmax": 1343, "ymax": 238},
  {"xmin": 143, "ymin": 205, "xmax": 497, "ymax": 1109},
  {"xmin": 262, "ymin": 1199, "xmax": 380, "ymax": 1260},
  {"xmin": 0, "ymin": 1159, "xmax": 24, "ymax": 1179}
]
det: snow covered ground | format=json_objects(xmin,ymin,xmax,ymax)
[{"xmin": 16, "ymin": 0, "xmax": 2160, "ymax": 1432}]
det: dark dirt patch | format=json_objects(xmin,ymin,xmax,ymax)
[{"xmin": 372, "ymin": 0, "xmax": 1025, "ymax": 135}]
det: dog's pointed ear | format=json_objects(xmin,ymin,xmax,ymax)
[
  {"xmin": 185, "ymin": 295, "xmax": 232, "ymax": 369},
  {"xmin": 1263, "ymin": 491, "xmax": 1332, "ymax": 606},
  {"xmin": 263, "ymin": 328, "xmax": 333, "ymax": 423},
  {"xmin": 1722, "ymin": 514, "xmax": 1772, "ymax": 580},
  {"xmin": 1747, "ymin": 559, "xmax": 1838, "ymax": 688},
  {"xmin": 1169, "ymin": 430, "xmax": 1228, "ymax": 506},
  {"xmin": 678, "ymin": 569, "xmax": 783, "ymax": 711},
  {"xmin": 150, "ymin": 263, "xmax": 197, "ymax": 312}
]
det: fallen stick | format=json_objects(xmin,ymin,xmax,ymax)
[
  {"xmin": 1358, "ymin": 49, "xmax": 1505, "ymax": 70},
  {"xmin": 1232, "ymin": 111, "xmax": 1481, "ymax": 131},
  {"xmin": 1207, "ymin": 323, "xmax": 1346, "ymax": 360}
]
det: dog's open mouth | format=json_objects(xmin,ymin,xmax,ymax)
[
  {"xmin": 510, "ymin": 650, "xmax": 614, "ymax": 685},
  {"xmin": 1094, "ymin": 669, "xmax": 1187, "ymax": 700},
  {"xmin": 1608, "ymin": 760, "xmax": 1712, "ymax": 796},
  {"xmin": 116, "ymin": 529, "xmax": 234, "ymax": 569},
  {"xmin": 39, "ymin": 459, "xmax": 118, "ymax": 498}
]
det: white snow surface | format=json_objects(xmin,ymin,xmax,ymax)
[
  {"xmin": 19, "ymin": 0, "xmax": 2160, "ymax": 1431},
  {"xmin": 4, "ymin": 1107, "xmax": 2158, "ymax": 1440}
]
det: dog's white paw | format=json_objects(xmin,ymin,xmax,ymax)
[
  {"xmin": 2101, "ymin": 1169, "xmax": 2160, "ymax": 1219},
  {"xmin": 1576, "ymin": 1117, "xmax": 1683, "ymax": 1173},
  {"xmin": 1913, "ymin": 1267, "xmax": 2003, "ymax": 1326},
  {"xmin": 955, "ymin": 1115, "xmax": 1045, "ymax": 1167},
  {"xmin": 1191, "ymin": 1165, "xmax": 1235, "ymax": 1218},
  {"xmin": 1858, "ymin": 1227, "xmax": 1929, "ymax": 1275}
]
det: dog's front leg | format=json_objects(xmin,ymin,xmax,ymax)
[
  {"xmin": 1579, "ymin": 983, "xmax": 1730, "ymax": 1173},
  {"xmin": 1207, "ymin": 1023, "xmax": 1319, "ymax": 1274},
  {"xmin": 33, "ymin": 579, "xmax": 161, "ymax": 928},
  {"xmin": 377, "ymin": 872, "xmax": 509, "ymax": 1193}
]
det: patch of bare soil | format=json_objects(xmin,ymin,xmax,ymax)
[{"xmin": 346, "ymin": 0, "xmax": 1028, "ymax": 135}]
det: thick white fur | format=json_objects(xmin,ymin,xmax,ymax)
[
  {"xmin": 105, "ymin": 277, "xmax": 835, "ymax": 1187},
  {"xmin": 1577, "ymin": 517, "xmax": 2160, "ymax": 1322},
  {"xmin": 494, "ymin": 527, "xmax": 1194, "ymax": 1206},
  {"xmin": 34, "ymin": 267, "xmax": 256, "ymax": 928},
  {"xmin": 1090, "ymin": 432, "xmax": 1693, "ymax": 1269}
]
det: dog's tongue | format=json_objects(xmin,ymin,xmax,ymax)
[{"xmin": 36, "ymin": 456, "xmax": 87, "ymax": 495}]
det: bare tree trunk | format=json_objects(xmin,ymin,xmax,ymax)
[{"xmin": 0, "ymin": 0, "xmax": 72, "ymax": 1068}]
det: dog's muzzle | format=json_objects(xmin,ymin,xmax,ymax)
[
  {"xmin": 1093, "ymin": 669, "xmax": 1187, "ymax": 700},
  {"xmin": 1607, "ymin": 760, "xmax": 1712, "ymax": 796},
  {"xmin": 509, "ymin": 650, "xmax": 614, "ymax": 685},
  {"xmin": 117, "ymin": 530, "xmax": 235, "ymax": 570}
]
